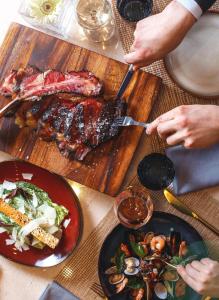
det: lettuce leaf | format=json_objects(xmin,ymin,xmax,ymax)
[{"xmin": 16, "ymin": 182, "xmax": 68, "ymax": 225}]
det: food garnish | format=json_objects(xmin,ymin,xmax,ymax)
[
  {"xmin": 63, "ymin": 218, "xmax": 71, "ymax": 229},
  {"xmin": 22, "ymin": 173, "xmax": 33, "ymax": 180}
]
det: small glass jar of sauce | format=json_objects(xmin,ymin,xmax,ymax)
[{"xmin": 114, "ymin": 186, "xmax": 153, "ymax": 229}]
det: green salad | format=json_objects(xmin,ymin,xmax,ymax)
[{"xmin": 0, "ymin": 180, "xmax": 69, "ymax": 251}]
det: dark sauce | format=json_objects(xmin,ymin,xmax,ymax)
[{"xmin": 118, "ymin": 197, "xmax": 148, "ymax": 224}]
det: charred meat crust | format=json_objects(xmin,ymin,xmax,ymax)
[{"xmin": 16, "ymin": 96, "xmax": 126, "ymax": 160}]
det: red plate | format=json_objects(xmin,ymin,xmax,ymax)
[{"xmin": 0, "ymin": 160, "xmax": 82, "ymax": 267}]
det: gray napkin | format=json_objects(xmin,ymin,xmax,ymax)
[
  {"xmin": 39, "ymin": 281, "xmax": 80, "ymax": 300},
  {"xmin": 166, "ymin": 144, "xmax": 219, "ymax": 195}
]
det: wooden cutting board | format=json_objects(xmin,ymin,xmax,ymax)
[{"xmin": 0, "ymin": 23, "xmax": 161, "ymax": 196}]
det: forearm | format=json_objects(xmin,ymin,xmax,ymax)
[
  {"xmin": 164, "ymin": 1, "xmax": 197, "ymax": 36},
  {"xmin": 124, "ymin": 0, "xmax": 203, "ymax": 67}
]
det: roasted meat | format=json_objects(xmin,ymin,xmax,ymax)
[
  {"xmin": 0, "ymin": 66, "xmax": 40, "ymax": 97},
  {"xmin": 0, "ymin": 66, "xmax": 126, "ymax": 160},
  {"xmin": 15, "ymin": 96, "xmax": 126, "ymax": 160},
  {"xmin": 15, "ymin": 96, "xmax": 56, "ymax": 128},
  {"xmin": 0, "ymin": 66, "xmax": 103, "ymax": 100}
]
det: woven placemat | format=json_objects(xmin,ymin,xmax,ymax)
[{"xmin": 55, "ymin": 3, "xmax": 219, "ymax": 299}]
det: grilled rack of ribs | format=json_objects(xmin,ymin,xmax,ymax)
[
  {"xmin": 16, "ymin": 96, "xmax": 126, "ymax": 160},
  {"xmin": 0, "ymin": 66, "xmax": 126, "ymax": 161},
  {"xmin": 0, "ymin": 66, "xmax": 103, "ymax": 100}
]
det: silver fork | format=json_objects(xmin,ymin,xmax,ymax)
[
  {"xmin": 114, "ymin": 116, "xmax": 149, "ymax": 129},
  {"xmin": 90, "ymin": 282, "xmax": 108, "ymax": 299}
]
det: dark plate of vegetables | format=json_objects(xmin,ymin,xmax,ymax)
[{"xmin": 98, "ymin": 211, "xmax": 208, "ymax": 300}]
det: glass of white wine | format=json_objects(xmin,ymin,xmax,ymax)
[{"xmin": 76, "ymin": 0, "xmax": 116, "ymax": 43}]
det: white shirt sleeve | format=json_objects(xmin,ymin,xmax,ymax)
[{"xmin": 176, "ymin": 0, "xmax": 203, "ymax": 19}]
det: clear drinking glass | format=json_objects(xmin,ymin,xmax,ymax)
[
  {"xmin": 114, "ymin": 186, "xmax": 153, "ymax": 229},
  {"xmin": 76, "ymin": 0, "xmax": 116, "ymax": 43}
]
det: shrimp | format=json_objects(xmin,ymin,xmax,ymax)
[
  {"xmin": 175, "ymin": 279, "xmax": 186, "ymax": 297},
  {"xmin": 179, "ymin": 241, "xmax": 188, "ymax": 257},
  {"xmin": 116, "ymin": 278, "xmax": 128, "ymax": 293},
  {"xmin": 138, "ymin": 232, "xmax": 154, "ymax": 255},
  {"xmin": 140, "ymin": 244, "xmax": 148, "ymax": 255},
  {"xmin": 131, "ymin": 288, "xmax": 144, "ymax": 300},
  {"xmin": 144, "ymin": 232, "xmax": 155, "ymax": 245},
  {"xmin": 120, "ymin": 243, "xmax": 131, "ymax": 257},
  {"xmin": 150, "ymin": 235, "xmax": 166, "ymax": 252}
]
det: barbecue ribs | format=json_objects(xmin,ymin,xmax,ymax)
[
  {"xmin": 15, "ymin": 95, "xmax": 126, "ymax": 160},
  {"xmin": 0, "ymin": 66, "xmax": 126, "ymax": 161},
  {"xmin": 0, "ymin": 66, "xmax": 103, "ymax": 99}
]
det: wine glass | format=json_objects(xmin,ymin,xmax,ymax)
[{"xmin": 76, "ymin": 0, "xmax": 116, "ymax": 42}]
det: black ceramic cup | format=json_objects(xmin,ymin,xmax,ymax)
[
  {"xmin": 137, "ymin": 153, "xmax": 175, "ymax": 191},
  {"xmin": 117, "ymin": 0, "xmax": 153, "ymax": 22}
]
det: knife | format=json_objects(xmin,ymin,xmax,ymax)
[
  {"xmin": 0, "ymin": 98, "xmax": 21, "ymax": 119},
  {"xmin": 163, "ymin": 189, "xmax": 219, "ymax": 236},
  {"xmin": 116, "ymin": 64, "xmax": 134, "ymax": 99}
]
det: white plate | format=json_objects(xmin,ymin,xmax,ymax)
[{"xmin": 165, "ymin": 12, "xmax": 219, "ymax": 98}]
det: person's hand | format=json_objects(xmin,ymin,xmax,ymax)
[
  {"xmin": 146, "ymin": 105, "xmax": 219, "ymax": 149},
  {"xmin": 124, "ymin": 0, "xmax": 196, "ymax": 69},
  {"xmin": 177, "ymin": 258, "xmax": 219, "ymax": 297}
]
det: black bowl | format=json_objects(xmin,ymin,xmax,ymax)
[
  {"xmin": 117, "ymin": 0, "xmax": 153, "ymax": 22},
  {"xmin": 137, "ymin": 153, "xmax": 175, "ymax": 190}
]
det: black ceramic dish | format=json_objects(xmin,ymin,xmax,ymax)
[
  {"xmin": 98, "ymin": 211, "xmax": 208, "ymax": 300},
  {"xmin": 137, "ymin": 153, "xmax": 175, "ymax": 190},
  {"xmin": 117, "ymin": 0, "xmax": 153, "ymax": 22}
]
